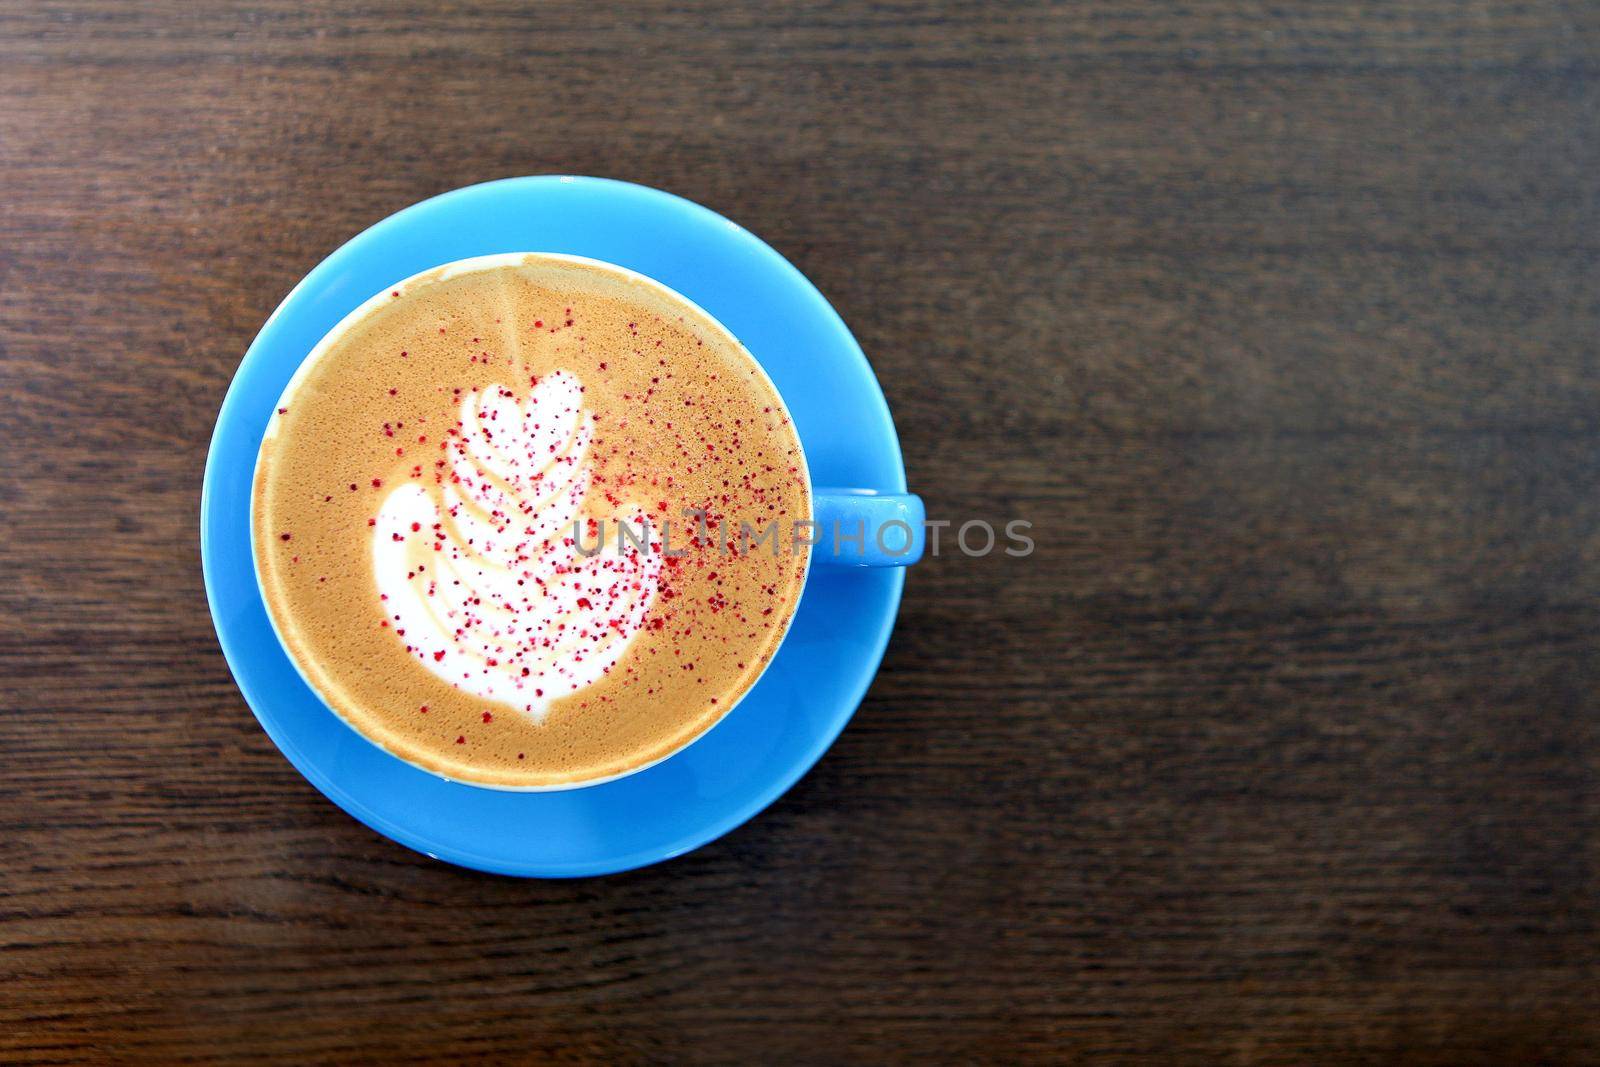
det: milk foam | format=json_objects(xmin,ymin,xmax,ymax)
[{"xmin": 371, "ymin": 370, "xmax": 662, "ymax": 720}]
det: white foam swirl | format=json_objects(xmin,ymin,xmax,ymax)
[{"xmin": 372, "ymin": 371, "xmax": 662, "ymax": 720}]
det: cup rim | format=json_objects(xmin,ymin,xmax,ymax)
[{"xmin": 249, "ymin": 251, "xmax": 814, "ymax": 792}]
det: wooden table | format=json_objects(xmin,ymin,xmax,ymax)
[{"xmin": 4, "ymin": 3, "xmax": 1598, "ymax": 1062}]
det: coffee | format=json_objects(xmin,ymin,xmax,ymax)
[{"xmin": 253, "ymin": 255, "xmax": 810, "ymax": 788}]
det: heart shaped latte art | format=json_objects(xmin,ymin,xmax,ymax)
[{"xmin": 371, "ymin": 371, "xmax": 663, "ymax": 720}]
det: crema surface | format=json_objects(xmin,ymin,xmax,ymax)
[{"xmin": 253, "ymin": 256, "xmax": 809, "ymax": 788}]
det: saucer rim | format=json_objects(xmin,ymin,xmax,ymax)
[{"xmin": 201, "ymin": 175, "xmax": 907, "ymax": 877}]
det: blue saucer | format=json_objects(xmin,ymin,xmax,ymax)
[{"xmin": 201, "ymin": 177, "xmax": 909, "ymax": 876}]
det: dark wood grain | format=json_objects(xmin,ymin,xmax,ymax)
[{"xmin": 4, "ymin": 1, "xmax": 1600, "ymax": 1062}]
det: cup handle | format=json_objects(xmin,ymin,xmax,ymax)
[{"xmin": 811, "ymin": 489, "xmax": 926, "ymax": 567}]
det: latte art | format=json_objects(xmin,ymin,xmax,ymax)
[{"xmin": 372, "ymin": 371, "xmax": 662, "ymax": 720}]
